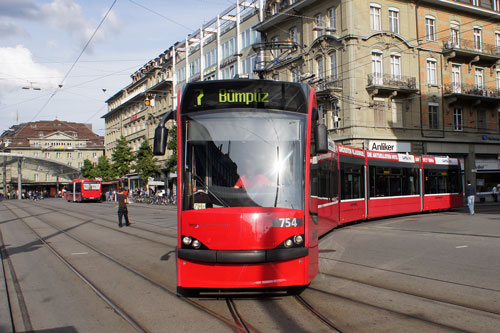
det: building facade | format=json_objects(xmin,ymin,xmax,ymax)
[
  {"xmin": 254, "ymin": 0, "xmax": 500, "ymax": 191},
  {"xmin": 0, "ymin": 120, "xmax": 104, "ymax": 196}
]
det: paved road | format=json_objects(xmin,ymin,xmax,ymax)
[{"xmin": 0, "ymin": 198, "xmax": 499, "ymax": 332}]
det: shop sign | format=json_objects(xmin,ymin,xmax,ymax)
[
  {"xmin": 475, "ymin": 158, "xmax": 500, "ymax": 171},
  {"xmin": 368, "ymin": 140, "xmax": 411, "ymax": 152}
]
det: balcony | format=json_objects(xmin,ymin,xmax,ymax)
[
  {"xmin": 315, "ymin": 75, "xmax": 342, "ymax": 96},
  {"xmin": 366, "ymin": 73, "xmax": 418, "ymax": 96},
  {"xmin": 443, "ymin": 39, "xmax": 500, "ymax": 64},
  {"xmin": 443, "ymin": 82, "xmax": 500, "ymax": 106}
]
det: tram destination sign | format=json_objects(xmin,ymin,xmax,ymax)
[{"xmin": 182, "ymin": 80, "xmax": 308, "ymax": 114}]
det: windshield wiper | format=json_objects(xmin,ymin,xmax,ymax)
[{"xmin": 194, "ymin": 174, "xmax": 230, "ymax": 207}]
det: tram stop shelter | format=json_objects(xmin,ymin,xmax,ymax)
[{"xmin": 0, "ymin": 152, "xmax": 80, "ymax": 199}]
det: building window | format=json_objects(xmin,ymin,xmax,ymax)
[
  {"xmin": 390, "ymin": 54, "xmax": 401, "ymax": 80},
  {"xmin": 289, "ymin": 27, "xmax": 298, "ymax": 43},
  {"xmin": 372, "ymin": 51, "xmax": 383, "ymax": 84},
  {"xmin": 496, "ymin": 70, "xmax": 500, "ymax": 92},
  {"xmin": 494, "ymin": 0, "xmax": 500, "ymax": 11},
  {"xmin": 92, "ymin": 152, "xmax": 97, "ymax": 158},
  {"xmin": 454, "ymin": 107, "xmax": 463, "ymax": 131},
  {"xmin": 389, "ymin": 8, "xmax": 399, "ymax": 34},
  {"xmin": 425, "ymin": 16, "xmax": 436, "ymax": 41},
  {"xmin": 472, "ymin": 0, "xmax": 480, "ymax": 6},
  {"xmin": 428, "ymin": 104, "xmax": 439, "ymax": 129},
  {"xmin": 45, "ymin": 152, "xmax": 50, "ymax": 158},
  {"xmin": 370, "ymin": 4, "xmax": 381, "ymax": 31},
  {"xmin": 328, "ymin": 7, "xmax": 336, "ymax": 30},
  {"xmin": 78, "ymin": 152, "xmax": 83, "ymax": 159},
  {"xmin": 221, "ymin": 38, "xmax": 236, "ymax": 59},
  {"xmin": 291, "ymin": 67, "xmax": 299, "ymax": 82},
  {"xmin": 426, "ymin": 59, "xmax": 437, "ymax": 85},
  {"xmin": 34, "ymin": 173, "xmax": 39, "ymax": 182},
  {"xmin": 273, "ymin": 72, "xmax": 280, "ymax": 81},
  {"xmin": 450, "ymin": 21, "xmax": 460, "ymax": 47},
  {"xmin": 473, "ymin": 27, "xmax": 482, "ymax": 51},
  {"xmin": 271, "ymin": 2, "xmax": 279, "ymax": 15},
  {"xmin": 495, "ymin": 32, "xmax": 500, "ymax": 54},
  {"xmin": 316, "ymin": 56, "xmax": 324, "ymax": 79},
  {"xmin": 475, "ymin": 68, "xmax": 484, "ymax": 89},
  {"xmin": 314, "ymin": 13, "xmax": 323, "ymax": 38},
  {"xmin": 330, "ymin": 51, "xmax": 337, "ymax": 79},
  {"xmin": 67, "ymin": 152, "xmax": 72, "ymax": 158},
  {"xmin": 452, "ymin": 64, "xmax": 461, "ymax": 93},
  {"xmin": 478, "ymin": 110, "xmax": 487, "ymax": 129}
]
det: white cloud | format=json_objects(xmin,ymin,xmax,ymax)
[
  {"xmin": 0, "ymin": 0, "xmax": 121, "ymax": 50},
  {"xmin": 0, "ymin": 45, "xmax": 61, "ymax": 92}
]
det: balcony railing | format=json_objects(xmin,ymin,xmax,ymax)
[
  {"xmin": 367, "ymin": 73, "xmax": 417, "ymax": 89},
  {"xmin": 443, "ymin": 82, "xmax": 500, "ymax": 97},
  {"xmin": 443, "ymin": 38, "xmax": 500, "ymax": 56},
  {"xmin": 317, "ymin": 75, "xmax": 342, "ymax": 91}
]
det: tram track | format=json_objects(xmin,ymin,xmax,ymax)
[
  {"xmin": 294, "ymin": 295, "xmax": 342, "ymax": 332},
  {"xmin": 26, "ymin": 200, "xmax": 178, "ymax": 244},
  {"xmin": 308, "ymin": 267, "xmax": 500, "ymax": 331},
  {"xmin": 3, "ymin": 202, "xmax": 261, "ymax": 333}
]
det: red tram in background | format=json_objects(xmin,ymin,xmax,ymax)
[
  {"xmin": 64, "ymin": 178, "xmax": 102, "ymax": 202},
  {"xmin": 153, "ymin": 79, "xmax": 463, "ymax": 295}
]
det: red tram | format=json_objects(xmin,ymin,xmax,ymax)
[
  {"xmin": 64, "ymin": 178, "xmax": 102, "ymax": 202},
  {"xmin": 153, "ymin": 79, "xmax": 463, "ymax": 295}
]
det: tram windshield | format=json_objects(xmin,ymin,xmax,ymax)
[{"xmin": 182, "ymin": 110, "xmax": 305, "ymax": 210}]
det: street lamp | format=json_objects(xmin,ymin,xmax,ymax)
[{"xmin": 21, "ymin": 82, "xmax": 41, "ymax": 90}]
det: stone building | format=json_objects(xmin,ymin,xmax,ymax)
[
  {"xmin": 254, "ymin": 0, "xmax": 500, "ymax": 190},
  {"xmin": 0, "ymin": 120, "xmax": 104, "ymax": 195}
]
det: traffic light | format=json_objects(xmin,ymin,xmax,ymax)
[{"xmin": 145, "ymin": 97, "xmax": 155, "ymax": 107}]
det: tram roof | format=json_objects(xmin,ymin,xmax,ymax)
[{"xmin": 0, "ymin": 152, "xmax": 80, "ymax": 178}]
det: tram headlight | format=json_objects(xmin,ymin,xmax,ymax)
[
  {"xmin": 192, "ymin": 239, "xmax": 201, "ymax": 248},
  {"xmin": 182, "ymin": 236, "xmax": 192, "ymax": 246},
  {"xmin": 293, "ymin": 235, "xmax": 304, "ymax": 245},
  {"xmin": 284, "ymin": 239, "xmax": 294, "ymax": 248}
]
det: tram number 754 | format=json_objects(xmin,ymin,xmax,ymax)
[{"xmin": 272, "ymin": 218, "xmax": 303, "ymax": 227}]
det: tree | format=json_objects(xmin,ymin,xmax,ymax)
[
  {"xmin": 135, "ymin": 140, "xmax": 160, "ymax": 182},
  {"xmin": 81, "ymin": 159, "xmax": 97, "ymax": 179},
  {"xmin": 165, "ymin": 125, "xmax": 177, "ymax": 174},
  {"xmin": 111, "ymin": 136, "xmax": 134, "ymax": 178},
  {"xmin": 96, "ymin": 155, "xmax": 113, "ymax": 181}
]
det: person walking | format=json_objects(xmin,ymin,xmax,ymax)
[
  {"xmin": 465, "ymin": 181, "xmax": 476, "ymax": 215},
  {"xmin": 117, "ymin": 187, "xmax": 130, "ymax": 227},
  {"xmin": 492, "ymin": 184, "xmax": 498, "ymax": 202}
]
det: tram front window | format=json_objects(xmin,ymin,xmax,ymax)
[{"xmin": 183, "ymin": 110, "xmax": 305, "ymax": 210}]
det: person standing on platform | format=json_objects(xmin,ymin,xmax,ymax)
[
  {"xmin": 465, "ymin": 181, "xmax": 476, "ymax": 215},
  {"xmin": 117, "ymin": 187, "xmax": 130, "ymax": 227},
  {"xmin": 492, "ymin": 184, "xmax": 498, "ymax": 202}
]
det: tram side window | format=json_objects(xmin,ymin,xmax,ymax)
[
  {"xmin": 369, "ymin": 166, "xmax": 419, "ymax": 197},
  {"xmin": 340, "ymin": 162, "xmax": 364, "ymax": 200},
  {"xmin": 424, "ymin": 168, "xmax": 462, "ymax": 194},
  {"xmin": 318, "ymin": 158, "xmax": 338, "ymax": 200}
]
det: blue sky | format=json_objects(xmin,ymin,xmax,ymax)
[{"xmin": 0, "ymin": 0, "xmax": 234, "ymax": 135}]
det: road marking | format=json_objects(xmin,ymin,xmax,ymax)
[
  {"xmin": 71, "ymin": 252, "xmax": 89, "ymax": 255},
  {"xmin": 456, "ymin": 245, "xmax": 468, "ymax": 249}
]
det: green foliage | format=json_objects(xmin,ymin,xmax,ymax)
[
  {"xmin": 135, "ymin": 140, "xmax": 160, "ymax": 182},
  {"xmin": 165, "ymin": 125, "xmax": 177, "ymax": 173},
  {"xmin": 81, "ymin": 159, "xmax": 97, "ymax": 179},
  {"xmin": 111, "ymin": 136, "xmax": 134, "ymax": 178},
  {"xmin": 96, "ymin": 155, "xmax": 114, "ymax": 181}
]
